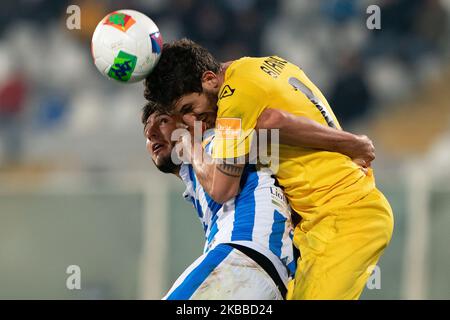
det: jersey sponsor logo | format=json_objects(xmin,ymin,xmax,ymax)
[
  {"xmin": 103, "ymin": 12, "xmax": 136, "ymax": 32},
  {"xmin": 219, "ymin": 85, "xmax": 235, "ymax": 99},
  {"xmin": 216, "ymin": 118, "xmax": 241, "ymax": 139},
  {"xmin": 270, "ymin": 187, "xmax": 287, "ymax": 209},
  {"xmin": 260, "ymin": 56, "xmax": 288, "ymax": 79}
]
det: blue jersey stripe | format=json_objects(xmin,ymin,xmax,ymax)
[
  {"xmin": 188, "ymin": 166, "xmax": 204, "ymax": 218},
  {"xmin": 269, "ymin": 210, "xmax": 287, "ymax": 258},
  {"xmin": 287, "ymin": 260, "xmax": 296, "ymax": 277},
  {"xmin": 188, "ymin": 165, "xmax": 196, "ymax": 189},
  {"xmin": 207, "ymin": 223, "xmax": 219, "ymax": 245},
  {"xmin": 231, "ymin": 170, "xmax": 258, "ymax": 241},
  {"xmin": 205, "ymin": 139, "xmax": 213, "ymax": 155},
  {"xmin": 166, "ymin": 244, "xmax": 233, "ymax": 299},
  {"xmin": 204, "ymin": 191, "xmax": 221, "ymax": 215},
  {"xmin": 207, "ymin": 211, "xmax": 220, "ymax": 244}
]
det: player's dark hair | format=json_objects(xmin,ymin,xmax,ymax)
[
  {"xmin": 143, "ymin": 38, "xmax": 220, "ymax": 109},
  {"xmin": 141, "ymin": 100, "xmax": 170, "ymax": 124}
]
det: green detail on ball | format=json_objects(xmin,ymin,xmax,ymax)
[
  {"xmin": 108, "ymin": 13, "xmax": 126, "ymax": 27},
  {"xmin": 108, "ymin": 51, "xmax": 137, "ymax": 82}
]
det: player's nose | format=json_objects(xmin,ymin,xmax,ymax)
[{"xmin": 145, "ymin": 122, "xmax": 161, "ymax": 141}]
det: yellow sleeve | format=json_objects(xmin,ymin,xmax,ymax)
[{"xmin": 212, "ymin": 76, "xmax": 268, "ymax": 159}]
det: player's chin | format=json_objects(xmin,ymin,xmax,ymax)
[
  {"xmin": 154, "ymin": 152, "xmax": 178, "ymax": 174},
  {"xmin": 153, "ymin": 151, "xmax": 168, "ymax": 167}
]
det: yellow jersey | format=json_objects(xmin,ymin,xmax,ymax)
[{"xmin": 212, "ymin": 56, "xmax": 376, "ymax": 223}]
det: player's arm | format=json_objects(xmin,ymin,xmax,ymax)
[
  {"xmin": 191, "ymin": 144, "xmax": 244, "ymax": 204},
  {"xmin": 256, "ymin": 108, "xmax": 375, "ymax": 167},
  {"xmin": 177, "ymin": 133, "xmax": 243, "ymax": 204}
]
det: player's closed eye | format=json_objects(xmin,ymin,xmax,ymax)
[{"xmin": 180, "ymin": 104, "xmax": 193, "ymax": 115}]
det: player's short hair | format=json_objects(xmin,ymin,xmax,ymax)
[
  {"xmin": 141, "ymin": 100, "xmax": 170, "ymax": 124},
  {"xmin": 143, "ymin": 38, "xmax": 220, "ymax": 109}
]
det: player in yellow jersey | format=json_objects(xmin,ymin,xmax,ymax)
[{"xmin": 144, "ymin": 39, "xmax": 394, "ymax": 299}]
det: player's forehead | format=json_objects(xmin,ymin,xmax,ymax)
[
  {"xmin": 174, "ymin": 92, "xmax": 203, "ymax": 113},
  {"xmin": 146, "ymin": 111, "xmax": 171, "ymax": 121},
  {"xmin": 144, "ymin": 112, "xmax": 173, "ymax": 130}
]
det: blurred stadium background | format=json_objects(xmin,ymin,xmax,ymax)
[{"xmin": 0, "ymin": 0, "xmax": 449, "ymax": 299}]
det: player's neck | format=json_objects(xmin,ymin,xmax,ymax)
[
  {"xmin": 219, "ymin": 61, "xmax": 233, "ymax": 82},
  {"xmin": 173, "ymin": 165, "xmax": 181, "ymax": 179}
]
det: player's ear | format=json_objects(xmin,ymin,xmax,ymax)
[{"xmin": 201, "ymin": 71, "xmax": 220, "ymax": 91}]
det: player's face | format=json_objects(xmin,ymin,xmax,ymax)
[
  {"xmin": 173, "ymin": 91, "xmax": 218, "ymax": 130},
  {"xmin": 144, "ymin": 113, "xmax": 179, "ymax": 174}
]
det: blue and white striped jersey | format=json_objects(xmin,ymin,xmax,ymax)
[{"xmin": 179, "ymin": 133, "xmax": 296, "ymax": 282}]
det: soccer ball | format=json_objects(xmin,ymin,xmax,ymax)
[{"xmin": 91, "ymin": 9, "xmax": 163, "ymax": 83}]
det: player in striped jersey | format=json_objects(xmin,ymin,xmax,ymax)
[
  {"xmin": 143, "ymin": 103, "xmax": 294, "ymax": 300},
  {"xmin": 142, "ymin": 101, "xmax": 374, "ymax": 300}
]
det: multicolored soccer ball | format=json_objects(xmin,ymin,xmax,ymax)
[{"xmin": 91, "ymin": 9, "xmax": 163, "ymax": 83}]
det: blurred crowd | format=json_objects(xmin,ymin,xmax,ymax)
[{"xmin": 0, "ymin": 0, "xmax": 449, "ymax": 169}]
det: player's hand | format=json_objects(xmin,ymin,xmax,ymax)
[
  {"xmin": 350, "ymin": 135, "xmax": 375, "ymax": 168},
  {"xmin": 175, "ymin": 131, "xmax": 193, "ymax": 163},
  {"xmin": 175, "ymin": 121, "xmax": 189, "ymax": 131},
  {"xmin": 353, "ymin": 158, "xmax": 369, "ymax": 175},
  {"xmin": 181, "ymin": 114, "xmax": 196, "ymax": 132}
]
